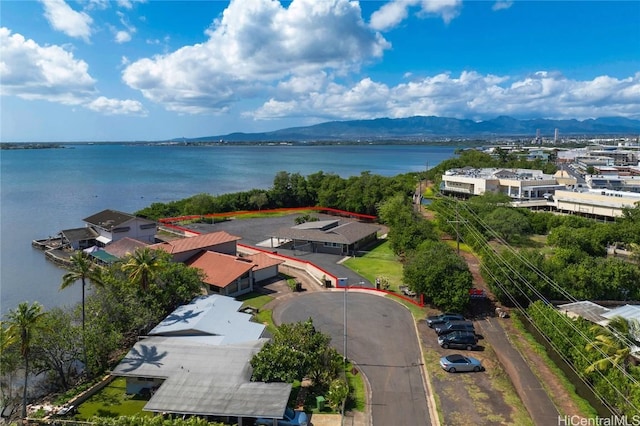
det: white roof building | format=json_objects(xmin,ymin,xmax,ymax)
[{"xmin": 111, "ymin": 294, "xmax": 290, "ymax": 422}]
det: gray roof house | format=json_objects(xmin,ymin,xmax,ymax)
[
  {"xmin": 269, "ymin": 219, "xmax": 380, "ymax": 255},
  {"xmin": 83, "ymin": 209, "xmax": 157, "ymax": 245},
  {"xmin": 110, "ymin": 295, "xmax": 290, "ymax": 423}
]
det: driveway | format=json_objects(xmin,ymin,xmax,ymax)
[{"xmin": 274, "ymin": 291, "xmax": 431, "ymax": 426}]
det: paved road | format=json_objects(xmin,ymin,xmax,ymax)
[
  {"xmin": 274, "ymin": 291, "xmax": 431, "ymax": 426},
  {"xmin": 477, "ymin": 317, "xmax": 560, "ymax": 425}
]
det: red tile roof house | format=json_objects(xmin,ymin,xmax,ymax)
[{"xmin": 149, "ymin": 232, "xmax": 284, "ymax": 297}]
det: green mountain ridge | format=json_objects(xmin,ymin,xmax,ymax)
[{"xmin": 179, "ymin": 115, "xmax": 640, "ymax": 142}]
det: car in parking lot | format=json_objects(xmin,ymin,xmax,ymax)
[
  {"xmin": 434, "ymin": 320, "xmax": 475, "ymax": 336},
  {"xmin": 426, "ymin": 312, "xmax": 465, "ymax": 328},
  {"xmin": 439, "ymin": 354, "xmax": 484, "ymax": 373},
  {"xmin": 255, "ymin": 408, "xmax": 308, "ymax": 426},
  {"xmin": 438, "ymin": 330, "xmax": 478, "ymax": 350}
]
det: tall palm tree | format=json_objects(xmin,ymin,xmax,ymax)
[
  {"xmin": 585, "ymin": 316, "xmax": 640, "ymax": 374},
  {"xmin": 121, "ymin": 247, "xmax": 163, "ymax": 291},
  {"xmin": 5, "ymin": 302, "xmax": 46, "ymax": 419},
  {"xmin": 60, "ymin": 250, "xmax": 104, "ymax": 374},
  {"xmin": 60, "ymin": 251, "xmax": 104, "ymax": 333}
]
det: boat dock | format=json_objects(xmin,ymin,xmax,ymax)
[
  {"xmin": 32, "ymin": 237, "xmax": 73, "ymax": 267},
  {"xmin": 32, "ymin": 236, "xmax": 64, "ymax": 250}
]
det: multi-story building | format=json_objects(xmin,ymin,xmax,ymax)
[{"xmin": 441, "ymin": 167, "xmax": 566, "ymax": 200}]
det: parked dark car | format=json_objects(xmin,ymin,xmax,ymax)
[
  {"xmin": 438, "ymin": 330, "xmax": 478, "ymax": 350},
  {"xmin": 434, "ymin": 320, "xmax": 475, "ymax": 336},
  {"xmin": 426, "ymin": 312, "xmax": 465, "ymax": 328}
]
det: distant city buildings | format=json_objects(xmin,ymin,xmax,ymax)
[{"xmin": 441, "ymin": 143, "xmax": 640, "ymax": 219}]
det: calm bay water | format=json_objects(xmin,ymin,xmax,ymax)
[{"xmin": 0, "ymin": 143, "xmax": 458, "ymax": 316}]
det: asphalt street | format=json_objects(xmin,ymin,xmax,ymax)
[{"xmin": 274, "ymin": 292, "xmax": 431, "ymax": 426}]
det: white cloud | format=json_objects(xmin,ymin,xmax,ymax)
[
  {"xmin": 40, "ymin": 0, "xmax": 93, "ymax": 42},
  {"xmin": 0, "ymin": 28, "xmax": 146, "ymax": 116},
  {"xmin": 87, "ymin": 96, "xmax": 147, "ymax": 115},
  {"xmin": 117, "ymin": 0, "xmax": 133, "ymax": 9},
  {"xmin": 122, "ymin": 0, "xmax": 389, "ymax": 113},
  {"xmin": 492, "ymin": 1, "xmax": 514, "ymax": 11},
  {"xmin": 370, "ymin": 0, "xmax": 416, "ymax": 31},
  {"xmin": 120, "ymin": 0, "xmax": 639, "ymax": 122},
  {"xmin": 418, "ymin": 0, "xmax": 462, "ymax": 25},
  {"xmin": 0, "ymin": 27, "xmax": 96, "ymax": 104},
  {"xmin": 370, "ymin": 0, "xmax": 462, "ymax": 31},
  {"xmin": 251, "ymin": 71, "xmax": 640, "ymax": 122},
  {"xmin": 115, "ymin": 30, "xmax": 132, "ymax": 43}
]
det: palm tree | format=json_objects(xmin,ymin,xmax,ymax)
[
  {"xmin": 5, "ymin": 302, "xmax": 46, "ymax": 419},
  {"xmin": 60, "ymin": 251, "xmax": 104, "ymax": 374},
  {"xmin": 585, "ymin": 316, "xmax": 640, "ymax": 374},
  {"xmin": 121, "ymin": 247, "xmax": 163, "ymax": 291},
  {"xmin": 60, "ymin": 251, "xmax": 104, "ymax": 333}
]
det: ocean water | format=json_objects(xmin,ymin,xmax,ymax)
[{"xmin": 0, "ymin": 143, "xmax": 459, "ymax": 315}]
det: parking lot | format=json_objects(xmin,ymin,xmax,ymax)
[{"xmin": 417, "ymin": 318, "xmax": 530, "ymax": 426}]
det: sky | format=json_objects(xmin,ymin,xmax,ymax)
[{"xmin": 1, "ymin": 0, "xmax": 639, "ymax": 142}]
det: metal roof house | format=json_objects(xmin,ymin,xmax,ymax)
[
  {"xmin": 147, "ymin": 294, "xmax": 267, "ymax": 344},
  {"xmin": 111, "ymin": 295, "xmax": 290, "ymax": 424}
]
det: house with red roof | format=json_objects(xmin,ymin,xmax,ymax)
[
  {"xmin": 149, "ymin": 231, "xmax": 284, "ymax": 297},
  {"xmin": 149, "ymin": 231, "xmax": 241, "ymax": 263}
]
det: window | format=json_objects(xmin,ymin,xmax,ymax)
[{"xmin": 323, "ymin": 242, "xmax": 341, "ymax": 248}]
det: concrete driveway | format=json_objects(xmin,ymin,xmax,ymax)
[{"xmin": 274, "ymin": 291, "xmax": 432, "ymax": 426}]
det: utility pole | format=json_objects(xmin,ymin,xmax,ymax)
[{"xmin": 447, "ymin": 198, "xmax": 465, "ymax": 254}]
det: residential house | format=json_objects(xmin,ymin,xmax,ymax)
[
  {"xmin": 149, "ymin": 231, "xmax": 241, "ymax": 263},
  {"xmin": 268, "ymin": 219, "xmax": 380, "ymax": 255},
  {"xmin": 186, "ymin": 251, "xmax": 256, "ymax": 297},
  {"xmin": 83, "ymin": 209, "xmax": 157, "ymax": 246},
  {"xmin": 111, "ymin": 295, "xmax": 288, "ymax": 425}
]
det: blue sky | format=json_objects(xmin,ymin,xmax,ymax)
[{"xmin": 1, "ymin": 0, "xmax": 639, "ymax": 142}]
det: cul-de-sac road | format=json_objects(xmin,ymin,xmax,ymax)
[{"xmin": 274, "ymin": 291, "xmax": 432, "ymax": 426}]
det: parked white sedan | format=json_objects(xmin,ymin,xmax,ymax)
[{"xmin": 439, "ymin": 354, "xmax": 484, "ymax": 373}]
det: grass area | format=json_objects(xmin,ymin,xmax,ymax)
[
  {"xmin": 443, "ymin": 240, "xmax": 473, "ymax": 253},
  {"xmin": 343, "ymin": 241, "xmax": 404, "ymax": 291},
  {"xmin": 346, "ymin": 363, "xmax": 366, "ymax": 412},
  {"xmin": 73, "ymin": 377, "xmax": 152, "ymax": 420},
  {"xmin": 237, "ymin": 291, "xmax": 276, "ymax": 334},
  {"xmin": 221, "ymin": 209, "xmax": 316, "ymax": 219}
]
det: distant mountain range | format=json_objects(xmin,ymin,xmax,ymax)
[{"xmin": 179, "ymin": 116, "xmax": 640, "ymax": 143}]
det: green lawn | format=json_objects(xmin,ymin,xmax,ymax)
[
  {"xmin": 74, "ymin": 377, "xmax": 152, "ymax": 420},
  {"xmin": 343, "ymin": 241, "xmax": 403, "ymax": 291}
]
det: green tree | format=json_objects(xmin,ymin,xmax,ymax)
[
  {"xmin": 251, "ymin": 319, "xmax": 337, "ymax": 384},
  {"xmin": 182, "ymin": 193, "xmax": 216, "ymax": 215},
  {"xmin": 585, "ymin": 316, "xmax": 640, "ymax": 375},
  {"xmin": 5, "ymin": 302, "xmax": 46, "ymax": 419},
  {"xmin": 0, "ymin": 321, "xmax": 21, "ymax": 420},
  {"xmin": 403, "ymin": 240, "xmax": 472, "ymax": 311},
  {"xmin": 378, "ymin": 194, "xmax": 437, "ymax": 255},
  {"xmin": 31, "ymin": 308, "xmax": 82, "ymax": 390},
  {"xmin": 482, "ymin": 207, "xmax": 532, "ymax": 243},
  {"xmin": 60, "ymin": 251, "xmax": 104, "ymax": 333},
  {"xmin": 121, "ymin": 247, "xmax": 167, "ymax": 291},
  {"xmin": 249, "ymin": 191, "xmax": 269, "ymax": 211}
]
